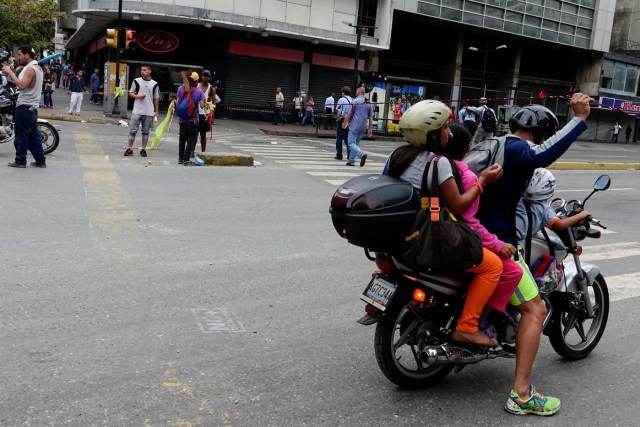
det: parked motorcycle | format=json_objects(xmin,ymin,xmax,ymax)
[
  {"xmin": 330, "ymin": 174, "xmax": 610, "ymax": 388},
  {"xmin": 0, "ymin": 78, "xmax": 60, "ymax": 155}
]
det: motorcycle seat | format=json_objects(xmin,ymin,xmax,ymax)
[{"xmin": 392, "ymin": 256, "xmax": 471, "ymax": 294}]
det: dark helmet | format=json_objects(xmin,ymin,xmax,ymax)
[{"xmin": 509, "ymin": 105, "xmax": 559, "ymax": 144}]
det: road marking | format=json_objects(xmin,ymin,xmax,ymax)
[
  {"xmin": 581, "ymin": 242, "xmax": 640, "ymax": 262},
  {"xmin": 560, "ymin": 188, "xmax": 632, "ymax": 192},
  {"xmin": 307, "ymin": 171, "xmax": 362, "ymax": 177},
  {"xmin": 193, "ymin": 308, "xmax": 245, "ymax": 333},
  {"xmin": 604, "ymin": 272, "xmax": 640, "ymax": 301}
]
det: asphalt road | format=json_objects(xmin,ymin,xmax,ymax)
[{"xmin": 1, "ymin": 121, "xmax": 639, "ymax": 427}]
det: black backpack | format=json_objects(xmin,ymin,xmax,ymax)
[{"xmin": 480, "ymin": 107, "xmax": 497, "ymax": 132}]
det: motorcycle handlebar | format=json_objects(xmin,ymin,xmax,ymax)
[{"xmin": 589, "ymin": 216, "xmax": 607, "ymax": 229}]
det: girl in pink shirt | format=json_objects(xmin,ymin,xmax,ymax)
[{"xmin": 445, "ymin": 123, "xmax": 523, "ymax": 332}]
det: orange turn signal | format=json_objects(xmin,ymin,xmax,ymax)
[
  {"xmin": 413, "ymin": 288, "xmax": 426, "ymax": 302},
  {"xmin": 576, "ymin": 246, "xmax": 583, "ymax": 256}
]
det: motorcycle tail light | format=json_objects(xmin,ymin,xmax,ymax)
[
  {"xmin": 375, "ymin": 256, "xmax": 393, "ymax": 273},
  {"xmin": 413, "ymin": 288, "xmax": 426, "ymax": 302},
  {"xmin": 352, "ymin": 194, "xmax": 384, "ymax": 211},
  {"xmin": 365, "ymin": 304, "xmax": 381, "ymax": 317}
]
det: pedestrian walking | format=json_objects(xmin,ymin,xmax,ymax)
[
  {"xmin": 611, "ymin": 122, "xmax": 622, "ymax": 143},
  {"xmin": 1, "ymin": 46, "xmax": 47, "ymax": 168},
  {"xmin": 197, "ymin": 69, "xmax": 215, "ymax": 152},
  {"xmin": 292, "ymin": 91, "xmax": 304, "ymax": 124},
  {"xmin": 300, "ymin": 95, "xmax": 315, "ymax": 126},
  {"xmin": 176, "ymin": 71, "xmax": 205, "ymax": 165},
  {"xmin": 272, "ymin": 86, "xmax": 286, "ymax": 125},
  {"xmin": 625, "ymin": 124, "xmax": 632, "ymax": 144},
  {"xmin": 42, "ymin": 67, "xmax": 55, "ymax": 108},
  {"xmin": 67, "ymin": 69, "xmax": 87, "ymax": 115},
  {"xmin": 324, "ymin": 92, "xmax": 335, "ymax": 130},
  {"xmin": 467, "ymin": 97, "xmax": 496, "ymax": 144},
  {"xmin": 124, "ymin": 64, "xmax": 159, "ymax": 158},
  {"xmin": 62, "ymin": 63, "xmax": 74, "ymax": 88},
  {"xmin": 334, "ymin": 86, "xmax": 352, "ymax": 160},
  {"xmin": 342, "ymin": 86, "xmax": 373, "ymax": 167},
  {"xmin": 89, "ymin": 69, "xmax": 101, "ymax": 104},
  {"xmin": 51, "ymin": 59, "xmax": 62, "ymax": 88}
]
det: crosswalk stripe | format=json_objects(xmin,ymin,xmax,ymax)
[
  {"xmin": 603, "ymin": 272, "xmax": 640, "ymax": 301},
  {"xmin": 327, "ymin": 179, "xmax": 348, "ymax": 186},
  {"xmin": 581, "ymin": 242, "xmax": 640, "ymax": 262},
  {"xmin": 308, "ymin": 172, "xmax": 362, "ymax": 177},
  {"xmin": 275, "ymin": 160, "xmax": 384, "ymax": 166},
  {"xmin": 290, "ymin": 165, "xmax": 381, "ymax": 170}
]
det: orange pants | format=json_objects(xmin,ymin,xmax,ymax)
[{"xmin": 457, "ymin": 248, "xmax": 503, "ymax": 332}]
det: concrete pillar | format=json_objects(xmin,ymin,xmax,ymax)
[
  {"xmin": 501, "ymin": 44, "xmax": 522, "ymax": 106},
  {"xmin": 575, "ymin": 52, "xmax": 603, "ymax": 96},
  {"xmin": 450, "ymin": 33, "xmax": 464, "ymax": 110},
  {"xmin": 299, "ymin": 62, "xmax": 310, "ymax": 97}
]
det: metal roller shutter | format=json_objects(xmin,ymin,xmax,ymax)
[
  {"xmin": 225, "ymin": 56, "xmax": 299, "ymax": 106},
  {"xmin": 308, "ymin": 66, "xmax": 353, "ymax": 102}
]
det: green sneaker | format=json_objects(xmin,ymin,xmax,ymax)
[{"xmin": 504, "ymin": 384, "xmax": 561, "ymax": 416}]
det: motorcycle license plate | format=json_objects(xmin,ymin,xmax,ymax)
[{"xmin": 361, "ymin": 276, "xmax": 397, "ymax": 311}]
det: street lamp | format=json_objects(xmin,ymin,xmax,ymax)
[{"xmin": 468, "ymin": 44, "xmax": 507, "ymax": 97}]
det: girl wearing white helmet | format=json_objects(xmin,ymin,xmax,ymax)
[
  {"xmin": 516, "ymin": 168, "xmax": 591, "ymax": 241},
  {"xmin": 383, "ymin": 100, "xmax": 505, "ymax": 347}
]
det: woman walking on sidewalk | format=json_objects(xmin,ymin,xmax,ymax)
[{"xmin": 42, "ymin": 67, "xmax": 55, "ymax": 109}]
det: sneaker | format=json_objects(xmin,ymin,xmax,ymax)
[
  {"xmin": 360, "ymin": 154, "xmax": 367, "ymax": 167},
  {"xmin": 478, "ymin": 321, "xmax": 498, "ymax": 346},
  {"xmin": 140, "ymin": 149, "xmax": 147, "ymax": 157},
  {"xmin": 504, "ymin": 385, "xmax": 560, "ymax": 416},
  {"xmin": 30, "ymin": 161, "xmax": 47, "ymax": 168},
  {"xmin": 178, "ymin": 159, "xmax": 185, "ymax": 164},
  {"xmin": 124, "ymin": 148, "xmax": 133, "ymax": 156},
  {"xmin": 183, "ymin": 160, "xmax": 193, "ymax": 166},
  {"xmin": 334, "ymin": 155, "xmax": 343, "ymax": 160},
  {"xmin": 8, "ymin": 161, "xmax": 26, "ymax": 168},
  {"xmin": 345, "ymin": 162, "xmax": 355, "ymax": 167}
]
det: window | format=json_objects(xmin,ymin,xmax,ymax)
[
  {"xmin": 601, "ymin": 60, "xmax": 640, "ymax": 94},
  {"xmin": 442, "ymin": 7, "xmax": 463, "ymax": 20},
  {"xmin": 417, "ymin": 2, "xmax": 440, "ymax": 16},
  {"xmin": 504, "ymin": 21, "xmax": 523, "ymax": 33},
  {"xmin": 485, "ymin": 6, "xmax": 505, "ymax": 18},
  {"xmin": 464, "ymin": 1, "xmax": 484, "ymax": 13},
  {"xmin": 442, "ymin": 0, "xmax": 462, "ymax": 7},
  {"xmin": 506, "ymin": 11, "xmax": 524, "ymax": 22}
]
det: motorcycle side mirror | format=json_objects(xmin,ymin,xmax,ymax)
[
  {"xmin": 583, "ymin": 175, "xmax": 611, "ymax": 205},
  {"xmin": 593, "ymin": 175, "xmax": 611, "ymax": 191}
]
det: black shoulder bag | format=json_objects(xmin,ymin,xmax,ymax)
[{"xmin": 402, "ymin": 156, "xmax": 484, "ymax": 271}]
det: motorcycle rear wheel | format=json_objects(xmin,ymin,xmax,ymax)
[
  {"xmin": 548, "ymin": 274, "xmax": 609, "ymax": 360},
  {"xmin": 38, "ymin": 122, "xmax": 59, "ymax": 155},
  {"xmin": 374, "ymin": 299, "xmax": 453, "ymax": 388}
]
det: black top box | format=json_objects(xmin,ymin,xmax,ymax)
[{"xmin": 329, "ymin": 175, "xmax": 420, "ymax": 253}]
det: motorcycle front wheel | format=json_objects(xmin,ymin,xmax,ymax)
[
  {"xmin": 38, "ymin": 122, "xmax": 59, "ymax": 155},
  {"xmin": 548, "ymin": 274, "xmax": 609, "ymax": 360},
  {"xmin": 374, "ymin": 298, "xmax": 453, "ymax": 388}
]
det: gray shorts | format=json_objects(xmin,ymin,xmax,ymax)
[{"xmin": 129, "ymin": 114, "xmax": 154, "ymax": 138}]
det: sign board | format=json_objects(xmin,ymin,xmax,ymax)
[
  {"xmin": 600, "ymin": 96, "xmax": 640, "ymax": 113},
  {"xmin": 137, "ymin": 30, "xmax": 179, "ymax": 54}
]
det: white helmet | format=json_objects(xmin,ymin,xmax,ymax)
[
  {"xmin": 399, "ymin": 100, "xmax": 451, "ymax": 147},
  {"xmin": 524, "ymin": 168, "xmax": 556, "ymax": 202}
]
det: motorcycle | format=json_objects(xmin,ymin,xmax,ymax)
[
  {"xmin": 330, "ymin": 174, "xmax": 610, "ymax": 388},
  {"xmin": 0, "ymin": 73, "xmax": 60, "ymax": 155}
]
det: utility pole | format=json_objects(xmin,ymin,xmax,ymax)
[
  {"xmin": 111, "ymin": 0, "xmax": 123, "ymax": 116},
  {"xmin": 350, "ymin": 0, "xmax": 363, "ymax": 90}
]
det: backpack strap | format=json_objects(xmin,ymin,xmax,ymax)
[
  {"xmin": 540, "ymin": 227, "xmax": 556, "ymax": 258},
  {"xmin": 524, "ymin": 201, "xmax": 533, "ymax": 266}
]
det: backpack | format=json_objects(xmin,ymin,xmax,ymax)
[
  {"xmin": 463, "ymin": 136, "xmax": 506, "ymax": 176},
  {"xmin": 175, "ymin": 87, "xmax": 196, "ymax": 119},
  {"xmin": 480, "ymin": 106, "xmax": 497, "ymax": 132},
  {"xmin": 530, "ymin": 254, "xmax": 564, "ymax": 294}
]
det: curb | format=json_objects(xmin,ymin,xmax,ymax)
[
  {"xmin": 197, "ymin": 152, "xmax": 254, "ymax": 167},
  {"xmin": 38, "ymin": 112, "xmax": 123, "ymax": 126},
  {"xmin": 550, "ymin": 162, "xmax": 640, "ymax": 170},
  {"xmin": 258, "ymin": 126, "xmax": 403, "ymax": 142}
]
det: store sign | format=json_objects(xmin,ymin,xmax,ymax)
[
  {"xmin": 137, "ymin": 30, "xmax": 179, "ymax": 54},
  {"xmin": 600, "ymin": 96, "xmax": 640, "ymax": 113}
]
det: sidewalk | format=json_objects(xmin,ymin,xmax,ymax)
[
  {"xmin": 35, "ymin": 89, "xmax": 640, "ymax": 170},
  {"xmin": 38, "ymin": 89, "xmax": 399, "ymax": 140}
]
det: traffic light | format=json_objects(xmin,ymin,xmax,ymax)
[
  {"xmin": 106, "ymin": 28, "xmax": 118, "ymax": 49},
  {"xmin": 125, "ymin": 29, "xmax": 137, "ymax": 50}
]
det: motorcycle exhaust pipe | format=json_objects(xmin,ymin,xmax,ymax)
[{"xmin": 420, "ymin": 345, "xmax": 513, "ymax": 366}]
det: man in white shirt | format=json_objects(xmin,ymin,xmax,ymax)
[
  {"xmin": 124, "ymin": 64, "xmax": 159, "ymax": 157},
  {"xmin": 2, "ymin": 46, "xmax": 46, "ymax": 168},
  {"xmin": 272, "ymin": 86, "xmax": 285, "ymax": 125},
  {"xmin": 292, "ymin": 91, "xmax": 303, "ymax": 124},
  {"xmin": 324, "ymin": 92, "xmax": 335, "ymax": 130}
]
